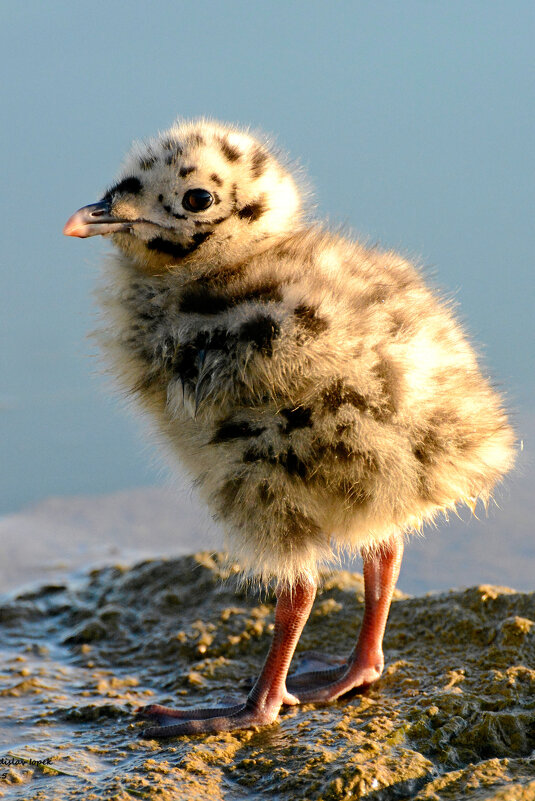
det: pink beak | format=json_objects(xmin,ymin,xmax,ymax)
[{"xmin": 63, "ymin": 201, "xmax": 133, "ymax": 238}]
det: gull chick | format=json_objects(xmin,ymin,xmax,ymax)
[{"xmin": 64, "ymin": 119, "xmax": 516, "ymax": 736}]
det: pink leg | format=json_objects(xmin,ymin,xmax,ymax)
[
  {"xmin": 286, "ymin": 534, "xmax": 404, "ymax": 702},
  {"xmin": 137, "ymin": 578, "xmax": 316, "ymax": 737}
]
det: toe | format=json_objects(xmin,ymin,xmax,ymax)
[
  {"xmin": 135, "ymin": 701, "xmax": 245, "ymax": 723},
  {"xmin": 141, "ymin": 705, "xmax": 277, "ymax": 737}
]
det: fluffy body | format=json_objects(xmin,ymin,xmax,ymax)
[{"xmin": 90, "ymin": 119, "xmax": 515, "ymax": 588}]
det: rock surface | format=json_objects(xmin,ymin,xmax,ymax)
[{"xmin": 0, "ymin": 553, "xmax": 534, "ymax": 800}]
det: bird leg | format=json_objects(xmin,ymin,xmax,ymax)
[
  {"xmin": 286, "ymin": 534, "xmax": 404, "ymax": 702},
  {"xmin": 137, "ymin": 577, "xmax": 316, "ymax": 737}
]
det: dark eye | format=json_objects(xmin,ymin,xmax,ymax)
[{"xmin": 182, "ymin": 188, "xmax": 214, "ymax": 212}]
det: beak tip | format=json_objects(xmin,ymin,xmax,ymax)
[
  {"xmin": 63, "ymin": 210, "xmax": 90, "ymax": 238},
  {"xmin": 63, "ymin": 220, "xmax": 85, "ymax": 237}
]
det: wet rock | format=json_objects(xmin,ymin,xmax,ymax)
[{"xmin": 0, "ymin": 553, "xmax": 534, "ymax": 800}]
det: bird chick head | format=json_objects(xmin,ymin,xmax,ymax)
[{"xmin": 64, "ymin": 119, "xmax": 303, "ymax": 275}]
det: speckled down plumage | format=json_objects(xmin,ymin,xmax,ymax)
[{"xmin": 92, "ymin": 119, "xmax": 515, "ymax": 586}]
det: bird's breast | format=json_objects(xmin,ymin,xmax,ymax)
[{"xmin": 120, "ymin": 284, "xmax": 287, "ymax": 422}]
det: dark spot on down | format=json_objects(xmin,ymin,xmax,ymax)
[
  {"xmin": 136, "ymin": 307, "xmax": 162, "ymax": 326},
  {"xmin": 179, "ymin": 166, "xmax": 196, "ymax": 178},
  {"xmin": 322, "ymin": 379, "xmax": 370, "ymax": 414},
  {"xmin": 198, "ymin": 260, "xmax": 247, "ymax": 286},
  {"xmin": 216, "ymin": 476, "xmax": 244, "ymax": 515},
  {"xmin": 238, "ymin": 198, "xmax": 266, "ymax": 222},
  {"xmin": 161, "ymin": 138, "xmax": 182, "ymax": 153},
  {"xmin": 389, "ymin": 311, "xmax": 409, "ymax": 336},
  {"xmin": 212, "ymin": 420, "xmax": 266, "ymax": 444},
  {"xmin": 193, "ymin": 327, "xmax": 231, "ymax": 352},
  {"xmin": 280, "ymin": 406, "xmax": 313, "ymax": 431},
  {"xmin": 171, "ymin": 344, "xmax": 198, "ymax": 381},
  {"xmin": 219, "ymin": 137, "xmax": 241, "ymax": 162},
  {"xmin": 210, "ymin": 173, "xmax": 223, "ymax": 186},
  {"xmin": 163, "ymin": 203, "xmax": 186, "ymax": 220},
  {"xmin": 413, "ymin": 412, "xmax": 459, "ymax": 464},
  {"xmin": 285, "ymin": 507, "xmax": 321, "ymax": 545},
  {"xmin": 321, "ymin": 366, "xmax": 398, "ymax": 422},
  {"xmin": 240, "ymin": 281, "xmax": 283, "ymax": 304},
  {"xmin": 192, "ymin": 231, "xmax": 212, "ymax": 247},
  {"xmin": 146, "ymin": 231, "xmax": 211, "ymax": 259},
  {"xmin": 163, "ymin": 144, "xmax": 184, "ymax": 166},
  {"xmin": 311, "ymin": 440, "xmax": 379, "ymax": 472},
  {"xmin": 104, "ymin": 176, "xmax": 142, "ymax": 199},
  {"xmin": 146, "ymin": 238, "xmax": 185, "ymax": 257},
  {"xmin": 243, "ymin": 445, "xmax": 309, "ymax": 480},
  {"xmin": 139, "ymin": 156, "xmax": 157, "ymax": 171},
  {"xmin": 178, "ymin": 279, "xmax": 283, "ymax": 316},
  {"xmin": 294, "ymin": 304, "xmax": 329, "ymax": 335},
  {"xmin": 179, "ymin": 285, "xmax": 234, "ymax": 315},
  {"xmin": 413, "ymin": 436, "xmax": 439, "ymax": 465},
  {"xmin": 251, "ymin": 147, "xmax": 269, "ymax": 178},
  {"xmin": 362, "ymin": 283, "xmax": 390, "ymax": 305},
  {"xmin": 238, "ymin": 313, "xmax": 280, "ymax": 355},
  {"xmin": 371, "ymin": 360, "xmax": 399, "ymax": 420},
  {"xmin": 281, "ymin": 448, "xmax": 309, "ymax": 478}
]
